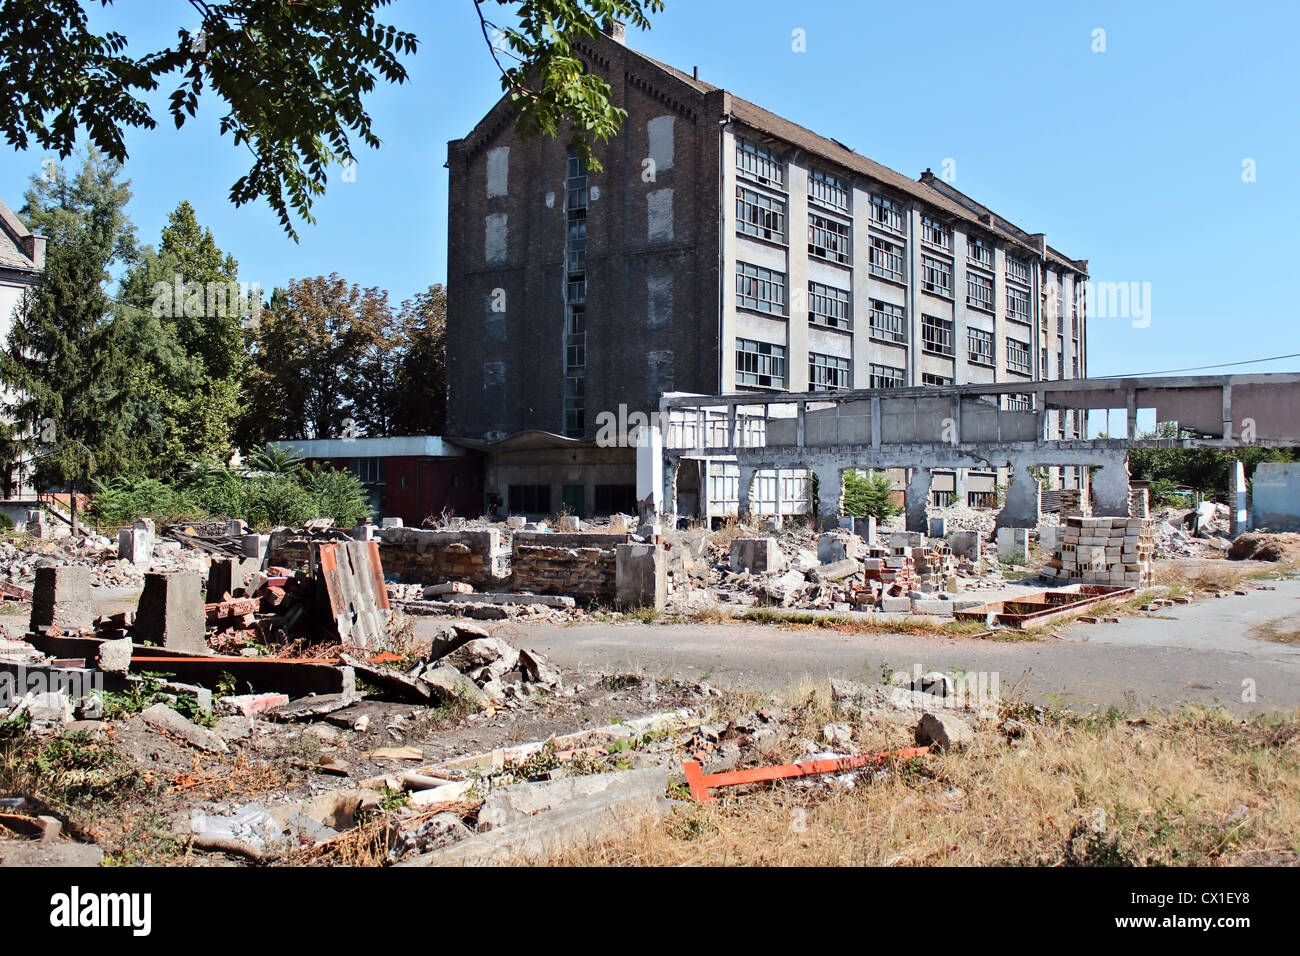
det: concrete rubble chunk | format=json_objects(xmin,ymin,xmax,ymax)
[
  {"xmin": 31, "ymin": 566, "xmax": 93, "ymax": 633},
  {"xmin": 915, "ymin": 712, "xmax": 974, "ymax": 751},
  {"xmin": 402, "ymin": 766, "xmax": 671, "ymax": 866},
  {"xmin": 729, "ymin": 537, "xmax": 784, "ymax": 574},
  {"xmin": 809, "ymin": 558, "xmax": 861, "ymax": 583},
  {"xmin": 96, "ymin": 636, "xmax": 133, "ymax": 674},
  {"xmin": 419, "ymin": 665, "xmax": 490, "ymax": 708},
  {"xmin": 477, "ymin": 766, "xmax": 669, "ymax": 831},
  {"xmin": 140, "ymin": 703, "xmax": 229, "ymax": 753},
  {"xmin": 135, "ymin": 571, "xmax": 206, "ymax": 652}
]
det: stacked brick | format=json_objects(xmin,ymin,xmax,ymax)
[
  {"xmin": 1040, "ymin": 516, "xmax": 1154, "ymax": 588},
  {"xmin": 1059, "ymin": 488, "xmax": 1091, "ymax": 517}
]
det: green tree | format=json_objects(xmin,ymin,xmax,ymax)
[
  {"xmin": 239, "ymin": 275, "xmax": 393, "ymax": 442},
  {"xmin": 842, "ymin": 470, "xmax": 902, "ymax": 522},
  {"xmin": 116, "ymin": 200, "xmax": 247, "ymax": 474},
  {"xmin": 0, "ymin": 0, "xmax": 663, "ymax": 237},
  {"xmin": 385, "ymin": 284, "xmax": 447, "ymax": 435},
  {"xmin": 0, "ymin": 151, "xmax": 135, "ymax": 531}
]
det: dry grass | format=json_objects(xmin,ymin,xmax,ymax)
[{"xmin": 543, "ymin": 696, "xmax": 1300, "ymax": 867}]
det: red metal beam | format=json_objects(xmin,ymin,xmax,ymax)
[{"xmin": 683, "ymin": 745, "xmax": 932, "ymax": 803}]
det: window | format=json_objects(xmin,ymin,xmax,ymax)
[
  {"xmin": 922, "ymin": 373, "xmax": 953, "ymax": 387},
  {"xmin": 1057, "ymin": 352, "xmax": 1065, "ymax": 378},
  {"xmin": 1072, "ymin": 356, "xmax": 1079, "ymax": 377},
  {"xmin": 869, "ymin": 194, "xmax": 905, "ymax": 233},
  {"xmin": 967, "ymin": 272, "xmax": 994, "ymax": 311},
  {"xmin": 869, "ymin": 235, "xmax": 905, "ymax": 282},
  {"xmin": 564, "ymin": 146, "xmax": 588, "ymax": 437},
  {"xmin": 808, "ymin": 212, "xmax": 851, "ymax": 264},
  {"xmin": 736, "ymin": 137, "xmax": 784, "ymax": 189},
  {"xmin": 968, "ymin": 490, "xmax": 996, "ymax": 509},
  {"xmin": 736, "ymin": 186, "xmax": 786, "ymax": 243},
  {"xmin": 921, "ymin": 314, "xmax": 954, "ymax": 356},
  {"xmin": 509, "ymin": 484, "xmax": 552, "ymax": 514},
  {"xmin": 595, "ymin": 484, "xmax": 637, "ymax": 515},
  {"xmin": 735, "ymin": 338, "xmax": 787, "ymax": 388},
  {"xmin": 1006, "ymin": 285, "xmax": 1031, "ymax": 323},
  {"xmin": 870, "ymin": 363, "xmax": 905, "ymax": 388},
  {"xmin": 809, "ymin": 352, "xmax": 851, "ymax": 390},
  {"xmin": 968, "ymin": 236, "xmax": 992, "ymax": 269},
  {"xmin": 347, "ymin": 458, "xmax": 385, "ymax": 485},
  {"xmin": 967, "ymin": 327, "xmax": 994, "ymax": 366},
  {"xmin": 931, "ymin": 490, "xmax": 955, "ymax": 507},
  {"xmin": 920, "ymin": 255, "xmax": 952, "ymax": 297},
  {"xmin": 1007, "ymin": 338, "xmax": 1032, "ymax": 375},
  {"xmin": 921, "ymin": 215, "xmax": 951, "ymax": 251},
  {"xmin": 735, "ymin": 261, "xmax": 786, "ymax": 314},
  {"xmin": 869, "ymin": 299, "xmax": 906, "ymax": 343},
  {"xmin": 808, "ymin": 168, "xmax": 849, "ymax": 213},
  {"xmin": 1005, "ymin": 393, "xmax": 1033, "ymax": 411},
  {"xmin": 808, "ymin": 281, "xmax": 851, "ymax": 331},
  {"xmin": 1006, "ymin": 254, "xmax": 1030, "ymax": 285}
]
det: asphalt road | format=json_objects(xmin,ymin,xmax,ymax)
[{"xmin": 507, "ymin": 579, "xmax": 1300, "ymax": 715}]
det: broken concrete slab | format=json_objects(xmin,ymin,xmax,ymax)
[
  {"xmin": 0, "ymin": 841, "xmax": 104, "ymax": 867},
  {"xmin": 477, "ymin": 766, "xmax": 667, "ymax": 831},
  {"xmin": 402, "ymin": 767, "xmax": 671, "ymax": 866},
  {"xmin": 809, "ymin": 558, "xmax": 861, "ymax": 583},
  {"xmin": 615, "ymin": 541, "xmax": 666, "ymax": 611},
  {"xmin": 419, "ymin": 666, "xmax": 490, "ymax": 708},
  {"xmin": 140, "ymin": 703, "xmax": 229, "ymax": 753}
]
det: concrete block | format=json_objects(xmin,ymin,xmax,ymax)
[
  {"xmin": 616, "ymin": 542, "xmax": 667, "ymax": 611},
  {"xmin": 809, "ymin": 558, "xmax": 862, "ymax": 583},
  {"xmin": 135, "ymin": 572, "xmax": 206, "ymax": 653},
  {"xmin": 206, "ymin": 556, "xmax": 261, "ymax": 602},
  {"xmin": 477, "ymin": 766, "xmax": 667, "ymax": 831},
  {"xmin": 242, "ymin": 533, "xmax": 269, "ymax": 562},
  {"xmin": 915, "ymin": 712, "xmax": 973, "ymax": 751},
  {"xmin": 117, "ymin": 528, "xmax": 153, "ymax": 567},
  {"xmin": 996, "ymin": 528, "xmax": 1030, "ymax": 562},
  {"xmin": 140, "ymin": 703, "xmax": 229, "ymax": 752},
  {"xmin": 226, "ymin": 519, "xmax": 248, "ymax": 536},
  {"xmin": 30, "ymin": 566, "xmax": 93, "ymax": 633},
  {"xmin": 1037, "ymin": 525, "xmax": 1060, "ymax": 553},
  {"xmin": 729, "ymin": 537, "xmax": 784, "ymax": 574},
  {"xmin": 505, "ymin": 516, "xmax": 527, "ymax": 530},
  {"xmin": 910, "ymin": 598, "xmax": 954, "ymax": 617},
  {"xmin": 557, "ymin": 515, "xmax": 581, "ymax": 532},
  {"xmin": 382, "ymin": 517, "xmax": 404, "ymax": 529},
  {"xmin": 880, "ymin": 596, "xmax": 912, "ymax": 613}
]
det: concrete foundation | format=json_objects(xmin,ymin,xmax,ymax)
[
  {"xmin": 729, "ymin": 537, "xmax": 784, "ymax": 573},
  {"xmin": 615, "ymin": 543, "xmax": 667, "ymax": 611}
]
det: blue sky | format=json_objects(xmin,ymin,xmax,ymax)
[{"xmin": 1, "ymin": 0, "xmax": 1296, "ymax": 379}]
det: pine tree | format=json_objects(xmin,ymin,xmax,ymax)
[{"xmin": 0, "ymin": 151, "xmax": 134, "ymax": 531}]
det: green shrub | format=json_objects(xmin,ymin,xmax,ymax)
[{"xmin": 843, "ymin": 470, "xmax": 902, "ymax": 521}]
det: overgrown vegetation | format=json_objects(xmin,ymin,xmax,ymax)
[
  {"xmin": 88, "ymin": 447, "xmax": 371, "ymax": 529},
  {"xmin": 842, "ymin": 470, "xmax": 902, "ymax": 521}
]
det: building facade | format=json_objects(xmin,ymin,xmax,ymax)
[
  {"xmin": 445, "ymin": 25, "xmax": 1088, "ymax": 517},
  {"xmin": 0, "ymin": 197, "xmax": 46, "ymax": 500}
]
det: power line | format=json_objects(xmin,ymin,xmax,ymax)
[{"xmin": 1092, "ymin": 352, "xmax": 1300, "ymax": 379}]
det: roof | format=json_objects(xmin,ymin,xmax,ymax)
[{"xmin": 0, "ymin": 197, "xmax": 43, "ymax": 274}]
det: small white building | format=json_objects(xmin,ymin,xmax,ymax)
[{"xmin": 0, "ymin": 196, "xmax": 46, "ymax": 499}]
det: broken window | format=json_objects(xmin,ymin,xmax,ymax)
[
  {"xmin": 922, "ymin": 373, "xmax": 953, "ymax": 387},
  {"xmin": 967, "ymin": 272, "xmax": 994, "ymax": 312},
  {"xmin": 869, "ymin": 363, "xmax": 905, "ymax": 389},
  {"xmin": 1006, "ymin": 284, "xmax": 1031, "ymax": 324},
  {"xmin": 869, "ymin": 194, "xmax": 905, "ymax": 234},
  {"xmin": 967, "ymin": 327, "xmax": 995, "ymax": 366},
  {"xmin": 921, "ymin": 215, "xmax": 951, "ymax": 251},
  {"xmin": 920, "ymin": 255, "xmax": 952, "ymax": 298},
  {"xmin": 735, "ymin": 338, "xmax": 787, "ymax": 388},
  {"xmin": 808, "ymin": 212, "xmax": 851, "ymax": 264},
  {"xmin": 736, "ymin": 186, "xmax": 786, "ymax": 243},
  {"xmin": 736, "ymin": 137, "xmax": 784, "ymax": 189},
  {"xmin": 735, "ymin": 261, "xmax": 786, "ymax": 314},
  {"xmin": 808, "ymin": 168, "xmax": 850, "ymax": 214},
  {"xmin": 869, "ymin": 235, "xmax": 904, "ymax": 282},
  {"xmin": 808, "ymin": 281, "xmax": 851, "ymax": 330},
  {"xmin": 921, "ymin": 314, "xmax": 954, "ymax": 356},
  {"xmin": 809, "ymin": 352, "xmax": 851, "ymax": 390},
  {"xmin": 1006, "ymin": 254, "xmax": 1030, "ymax": 285},
  {"xmin": 869, "ymin": 299, "xmax": 907, "ymax": 343},
  {"xmin": 509, "ymin": 484, "xmax": 552, "ymax": 514},
  {"xmin": 563, "ymin": 147, "xmax": 588, "ymax": 437},
  {"xmin": 967, "ymin": 235, "xmax": 993, "ymax": 269},
  {"xmin": 1007, "ymin": 338, "xmax": 1032, "ymax": 375}
]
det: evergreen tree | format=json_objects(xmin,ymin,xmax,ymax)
[{"xmin": 0, "ymin": 150, "xmax": 134, "ymax": 531}]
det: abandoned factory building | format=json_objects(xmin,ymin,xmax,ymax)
[{"xmin": 445, "ymin": 22, "xmax": 1089, "ymax": 519}]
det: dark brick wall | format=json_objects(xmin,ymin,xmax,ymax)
[{"xmin": 446, "ymin": 33, "xmax": 724, "ymax": 440}]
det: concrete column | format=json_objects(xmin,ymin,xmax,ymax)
[
  {"xmin": 736, "ymin": 464, "xmax": 757, "ymax": 521},
  {"xmin": 1229, "ymin": 458, "xmax": 1248, "ymax": 536},
  {"xmin": 812, "ymin": 464, "xmax": 843, "ymax": 526},
  {"xmin": 996, "ymin": 460, "xmax": 1041, "ymax": 529},
  {"xmin": 904, "ymin": 467, "xmax": 933, "ymax": 533},
  {"xmin": 1091, "ymin": 455, "xmax": 1132, "ymax": 517}
]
